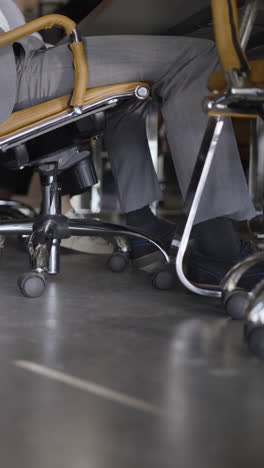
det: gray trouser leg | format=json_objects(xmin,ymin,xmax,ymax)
[
  {"xmin": 104, "ymin": 99, "xmax": 162, "ymax": 212},
  {"xmin": 15, "ymin": 35, "xmax": 256, "ymax": 222}
]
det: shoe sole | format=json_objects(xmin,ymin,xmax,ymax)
[
  {"xmin": 189, "ymin": 279, "xmax": 222, "ymax": 291},
  {"xmin": 61, "ymin": 236, "xmax": 113, "ymax": 255},
  {"xmin": 132, "ymin": 250, "xmax": 167, "ymax": 273}
]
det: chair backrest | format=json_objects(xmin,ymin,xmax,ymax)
[{"xmin": 211, "ymin": 0, "xmax": 250, "ymax": 75}]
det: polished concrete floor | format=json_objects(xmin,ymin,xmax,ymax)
[{"xmin": 0, "ymin": 242, "xmax": 264, "ymax": 468}]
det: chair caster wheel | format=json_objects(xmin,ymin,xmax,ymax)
[
  {"xmin": 222, "ymin": 288, "xmax": 249, "ymax": 320},
  {"xmin": 152, "ymin": 270, "xmax": 174, "ymax": 290},
  {"xmin": 17, "ymin": 271, "xmax": 46, "ymax": 298},
  {"xmin": 245, "ymin": 322, "xmax": 264, "ymax": 359},
  {"xmin": 107, "ymin": 252, "xmax": 129, "ymax": 273}
]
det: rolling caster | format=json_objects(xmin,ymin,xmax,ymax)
[
  {"xmin": 107, "ymin": 251, "xmax": 129, "ymax": 273},
  {"xmin": 17, "ymin": 271, "xmax": 46, "ymax": 298},
  {"xmin": 152, "ymin": 269, "xmax": 174, "ymax": 290},
  {"xmin": 244, "ymin": 321, "xmax": 264, "ymax": 359},
  {"xmin": 222, "ymin": 288, "xmax": 249, "ymax": 320}
]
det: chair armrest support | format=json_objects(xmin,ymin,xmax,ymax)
[{"xmin": 0, "ymin": 14, "xmax": 88, "ymax": 108}]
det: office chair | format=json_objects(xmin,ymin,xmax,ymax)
[
  {"xmin": 174, "ymin": 0, "xmax": 264, "ymax": 357},
  {"xmin": 0, "ymin": 14, "xmax": 173, "ymax": 298}
]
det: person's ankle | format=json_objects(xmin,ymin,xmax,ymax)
[
  {"xmin": 126, "ymin": 206, "xmax": 156, "ymax": 228},
  {"xmin": 126, "ymin": 206, "xmax": 175, "ymax": 239},
  {"xmin": 126, "ymin": 206, "xmax": 176, "ymax": 259},
  {"xmin": 191, "ymin": 216, "xmax": 241, "ymax": 263}
]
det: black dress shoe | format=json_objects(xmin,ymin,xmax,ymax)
[
  {"xmin": 129, "ymin": 224, "xmax": 177, "ymax": 271},
  {"xmin": 187, "ymin": 240, "xmax": 264, "ymax": 290}
]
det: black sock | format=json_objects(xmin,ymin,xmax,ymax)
[
  {"xmin": 126, "ymin": 206, "xmax": 175, "ymax": 241},
  {"xmin": 192, "ymin": 217, "xmax": 241, "ymax": 263}
]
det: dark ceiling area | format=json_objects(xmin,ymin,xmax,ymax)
[
  {"xmin": 40, "ymin": 0, "xmax": 264, "ymax": 52},
  {"xmin": 166, "ymin": 1, "xmax": 264, "ymax": 52}
]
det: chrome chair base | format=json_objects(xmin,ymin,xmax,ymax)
[
  {"xmin": 175, "ymin": 116, "xmax": 224, "ymax": 299},
  {"xmin": 0, "ymin": 167, "xmax": 172, "ymax": 298},
  {"xmin": 175, "ymin": 107, "xmax": 264, "ymax": 358}
]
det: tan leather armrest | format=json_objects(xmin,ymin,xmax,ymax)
[
  {"xmin": 0, "ymin": 14, "xmax": 88, "ymax": 108},
  {"xmin": 211, "ymin": 0, "xmax": 249, "ymax": 73},
  {"xmin": 0, "ymin": 82, "xmax": 151, "ymax": 138},
  {"xmin": 0, "ymin": 14, "xmax": 76, "ymax": 46}
]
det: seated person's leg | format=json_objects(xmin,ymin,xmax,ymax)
[
  {"xmin": 13, "ymin": 35, "xmax": 258, "ymax": 286},
  {"xmin": 104, "ymin": 99, "xmax": 163, "ymax": 217},
  {"xmin": 104, "ymin": 98, "xmax": 176, "ymax": 255},
  {"xmin": 105, "ymin": 94, "xmax": 252, "ymax": 281}
]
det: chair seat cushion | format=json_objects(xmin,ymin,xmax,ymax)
[
  {"xmin": 208, "ymin": 59, "xmax": 264, "ymax": 92},
  {"xmin": 0, "ymin": 82, "xmax": 150, "ymax": 139}
]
